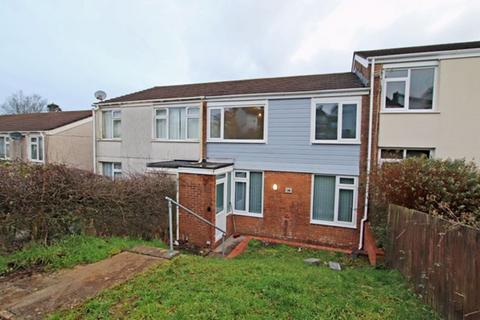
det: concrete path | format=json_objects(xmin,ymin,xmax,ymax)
[{"xmin": 0, "ymin": 247, "xmax": 177, "ymax": 320}]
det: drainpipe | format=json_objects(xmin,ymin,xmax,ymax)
[
  {"xmin": 198, "ymin": 98, "xmax": 207, "ymax": 162},
  {"xmin": 92, "ymin": 105, "xmax": 98, "ymax": 173},
  {"xmin": 359, "ymin": 57, "xmax": 375, "ymax": 251}
]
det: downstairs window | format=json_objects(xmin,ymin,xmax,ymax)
[{"xmin": 311, "ymin": 175, "xmax": 357, "ymax": 227}]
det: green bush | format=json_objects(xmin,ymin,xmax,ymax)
[
  {"xmin": 0, "ymin": 162, "xmax": 175, "ymax": 253},
  {"xmin": 370, "ymin": 158, "xmax": 480, "ymax": 245}
]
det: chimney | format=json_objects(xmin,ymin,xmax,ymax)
[{"xmin": 47, "ymin": 103, "xmax": 62, "ymax": 112}]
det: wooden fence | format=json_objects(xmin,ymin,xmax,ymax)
[{"xmin": 386, "ymin": 205, "xmax": 480, "ymax": 320}]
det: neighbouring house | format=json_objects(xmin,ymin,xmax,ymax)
[
  {"xmin": 352, "ymin": 41, "xmax": 480, "ymax": 165},
  {"xmin": 94, "ymin": 40, "xmax": 480, "ymax": 252},
  {"xmin": 0, "ymin": 110, "xmax": 93, "ymax": 171}
]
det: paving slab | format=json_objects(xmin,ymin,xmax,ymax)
[{"xmin": 0, "ymin": 250, "xmax": 167, "ymax": 319}]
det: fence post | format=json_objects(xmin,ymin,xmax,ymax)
[{"xmin": 168, "ymin": 199, "xmax": 174, "ymax": 255}]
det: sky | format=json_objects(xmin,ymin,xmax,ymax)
[{"xmin": 0, "ymin": 0, "xmax": 479, "ymax": 111}]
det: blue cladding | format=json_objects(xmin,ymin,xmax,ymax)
[{"xmin": 207, "ymin": 98, "xmax": 360, "ymax": 176}]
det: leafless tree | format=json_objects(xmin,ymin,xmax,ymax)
[{"xmin": 1, "ymin": 90, "xmax": 48, "ymax": 114}]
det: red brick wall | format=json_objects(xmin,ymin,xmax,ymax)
[
  {"xmin": 371, "ymin": 63, "xmax": 383, "ymax": 170},
  {"xmin": 178, "ymin": 173, "xmax": 216, "ymax": 248},
  {"xmin": 230, "ymin": 171, "xmax": 359, "ymax": 249}
]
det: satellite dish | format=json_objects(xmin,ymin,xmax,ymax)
[
  {"xmin": 9, "ymin": 132, "xmax": 23, "ymax": 140},
  {"xmin": 94, "ymin": 90, "xmax": 107, "ymax": 101}
]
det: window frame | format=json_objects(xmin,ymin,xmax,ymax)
[
  {"xmin": 152, "ymin": 105, "xmax": 200, "ymax": 142},
  {"xmin": 381, "ymin": 63, "xmax": 438, "ymax": 113},
  {"xmin": 310, "ymin": 175, "xmax": 358, "ymax": 228},
  {"xmin": 310, "ymin": 97, "xmax": 362, "ymax": 144},
  {"xmin": 378, "ymin": 147, "xmax": 433, "ymax": 164},
  {"xmin": 102, "ymin": 161, "xmax": 122, "ymax": 180},
  {"xmin": 28, "ymin": 134, "xmax": 44, "ymax": 163},
  {"xmin": 0, "ymin": 135, "xmax": 10, "ymax": 160},
  {"xmin": 207, "ymin": 101, "xmax": 268, "ymax": 144},
  {"xmin": 232, "ymin": 170, "xmax": 264, "ymax": 217},
  {"xmin": 102, "ymin": 109, "xmax": 122, "ymax": 140}
]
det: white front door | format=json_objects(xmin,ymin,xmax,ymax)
[{"xmin": 215, "ymin": 174, "xmax": 227, "ymax": 241}]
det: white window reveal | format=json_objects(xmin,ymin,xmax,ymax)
[
  {"xmin": 102, "ymin": 162, "xmax": 122, "ymax": 180},
  {"xmin": 28, "ymin": 135, "xmax": 44, "ymax": 162},
  {"xmin": 208, "ymin": 104, "xmax": 266, "ymax": 142},
  {"xmin": 102, "ymin": 110, "xmax": 121, "ymax": 139},
  {"xmin": 311, "ymin": 98, "xmax": 361, "ymax": 144},
  {"xmin": 383, "ymin": 67, "xmax": 436, "ymax": 111},
  {"xmin": 233, "ymin": 170, "xmax": 263, "ymax": 216},
  {"xmin": 0, "ymin": 135, "xmax": 10, "ymax": 160},
  {"xmin": 311, "ymin": 175, "xmax": 357, "ymax": 228},
  {"xmin": 154, "ymin": 106, "xmax": 199, "ymax": 140},
  {"xmin": 379, "ymin": 148, "xmax": 432, "ymax": 163}
]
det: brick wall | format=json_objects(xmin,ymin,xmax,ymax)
[
  {"xmin": 371, "ymin": 63, "xmax": 383, "ymax": 169},
  {"xmin": 178, "ymin": 172, "xmax": 216, "ymax": 248},
  {"xmin": 230, "ymin": 171, "xmax": 359, "ymax": 249}
]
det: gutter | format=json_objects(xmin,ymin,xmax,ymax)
[
  {"xmin": 359, "ymin": 57, "xmax": 375, "ymax": 251},
  {"xmin": 360, "ymin": 47, "xmax": 480, "ymax": 64}
]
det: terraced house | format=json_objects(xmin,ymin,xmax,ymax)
[
  {"xmin": 0, "ymin": 110, "xmax": 93, "ymax": 171},
  {"xmin": 94, "ymin": 40, "xmax": 480, "ymax": 251}
]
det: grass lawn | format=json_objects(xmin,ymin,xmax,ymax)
[
  {"xmin": 0, "ymin": 235, "xmax": 165, "ymax": 276},
  {"xmin": 51, "ymin": 240, "xmax": 437, "ymax": 320}
]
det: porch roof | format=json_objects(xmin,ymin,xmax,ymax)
[{"xmin": 147, "ymin": 159, "xmax": 233, "ymax": 170}]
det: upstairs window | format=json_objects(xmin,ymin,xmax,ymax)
[
  {"xmin": 208, "ymin": 105, "xmax": 265, "ymax": 142},
  {"xmin": 154, "ymin": 106, "xmax": 199, "ymax": 140},
  {"xmin": 311, "ymin": 98, "xmax": 360, "ymax": 143},
  {"xmin": 29, "ymin": 135, "xmax": 44, "ymax": 162},
  {"xmin": 0, "ymin": 136, "xmax": 10, "ymax": 160},
  {"xmin": 383, "ymin": 67, "xmax": 435, "ymax": 111},
  {"xmin": 102, "ymin": 110, "xmax": 121, "ymax": 139}
]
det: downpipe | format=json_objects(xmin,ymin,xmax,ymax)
[{"xmin": 359, "ymin": 57, "xmax": 375, "ymax": 251}]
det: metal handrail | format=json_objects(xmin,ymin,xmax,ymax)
[{"xmin": 165, "ymin": 196, "xmax": 227, "ymax": 256}]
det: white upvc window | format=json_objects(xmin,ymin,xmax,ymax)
[
  {"xmin": 379, "ymin": 148, "xmax": 433, "ymax": 164},
  {"xmin": 207, "ymin": 102, "xmax": 267, "ymax": 143},
  {"xmin": 311, "ymin": 97, "xmax": 361, "ymax": 144},
  {"xmin": 0, "ymin": 135, "xmax": 10, "ymax": 160},
  {"xmin": 232, "ymin": 170, "xmax": 264, "ymax": 217},
  {"xmin": 102, "ymin": 110, "xmax": 121, "ymax": 139},
  {"xmin": 28, "ymin": 135, "xmax": 44, "ymax": 162},
  {"xmin": 154, "ymin": 106, "xmax": 199, "ymax": 141},
  {"xmin": 311, "ymin": 175, "xmax": 357, "ymax": 228},
  {"xmin": 102, "ymin": 162, "xmax": 122, "ymax": 180},
  {"xmin": 382, "ymin": 64, "xmax": 437, "ymax": 112}
]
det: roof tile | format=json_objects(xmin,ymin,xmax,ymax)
[{"xmin": 0, "ymin": 111, "xmax": 92, "ymax": 132}]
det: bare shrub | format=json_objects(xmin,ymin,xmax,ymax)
[
  {"xmin": 370, "ymin": 158, "xmax": 480, "ymax": 245},
  {"xmin": 0, "ymin": 161, "xmax": 175, "ymax": 252}
]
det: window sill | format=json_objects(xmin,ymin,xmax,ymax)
[
  {"xmin": 207, "ymin": 140, "xmax": 266, "ymax": 144},
  {"xmin": 310, "ymin": 219, "xmax": 356, "ymax": 229},
  {"xmin": 151, "ymin": 139, "xmax": 199, "ymax": 143},
  {"xmin": 381, "ymin": 110, "xmax": 440, "ymax": 114},
  {"xmin": 233, "ymin": 211, "xmax": 263, "ymax": 218},
  {"xmin": 311, "ymin": 140, "xmax": 360, "ymax": 145},
  {"xmin": 98, "ymin": 138, "xmax": 122, "ymax": 142},
  {"xmin": 29, "ymin": 160, "xmax": 45, "ymax": 164}
]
